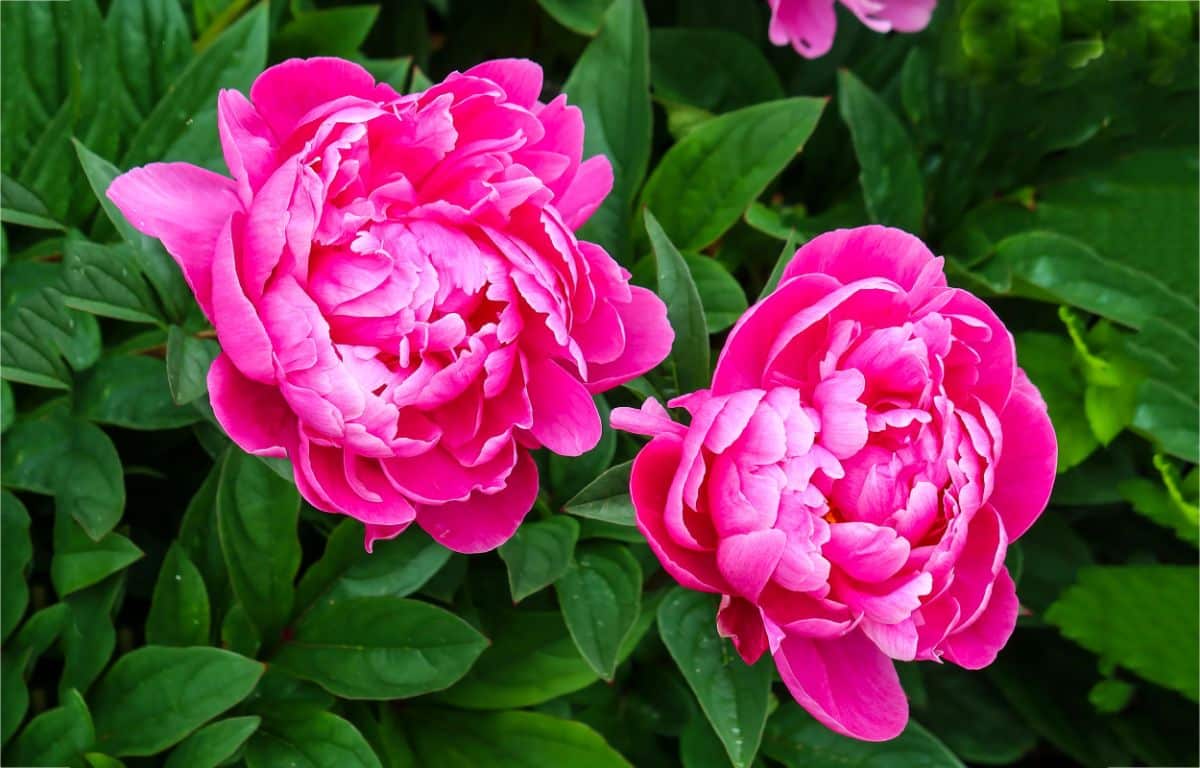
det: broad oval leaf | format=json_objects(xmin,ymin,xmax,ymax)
[
  {"xmin": 91, "ymin": 646, "xmax": 264, "ymax": 757},
  {"xmin": 78, "ymin": 355, "xmax": 202, "ymax": 430},
  {"xmin": 684, "ymin": 254, "xmax": 748, "ymax": 334},
  {"xmin": 640, "ymin": 98, "xmax": 825, "ymax": 252},
  {"xmin": 650, "ymin": 28, "xmax": 783, "ymax": 113},
  {"xmin": 9, "ymin": 688, "xmax": 94, "ymax": 768},
  {"xmin": 146, "ymin": 542, "xmax": 211, "ymax": 647},
  {"xmin": 51, "ymin": 510, "xmax": 144, "ymax": 598},
  {"xmin": 164, "ymin": 716, "xmax": 261, "ymax": 768},
  {"xmin": 564, "ymin": 461, "xmax": 635, "ymax": 526},
  {"xmin": 498, "ymin": 516, "xmax": 580, "ymax": 602},
  {"xmin": 244, "ymin": 712, "xmax": 381, "ymax": 768},
  {"xmin": 556, "ymin": 541, "xmax": 642, "ymax": 680},
  {"xmin": 658, "ymin": 588, "xmax": 772, "ymax": 768},
  {"xmin": 1, "ymin": 490, "xmax": 31, "ymax": 640},
  {"xmin": 166, "ymin": 326, "xmax": 219, "ymax": 406},
  {"xmin": 272, "ymin": 596, "xmax": 487, "ymax": 700}
]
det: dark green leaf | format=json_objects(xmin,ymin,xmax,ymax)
[
  {"xmin": 146, "ymin": 542, "xmax": 212, "ymax": 647},
  {"xmin": 563, "ymin": 461, "xmax": 635, "ymax": 526},
  {"xmin": 640, "ymin": 98, "xmax": 825, "ymax": 251},
  {"xmin": 78, "ymin": 355, "xmax": 203, "ymax": 430},
  {"xmin": 658, "ymin": 588, "xmax": 771, "ymax": 768},
  {"xmin": 646, "ymin": 210, "xmax": 708, "ymax": 394},
  {"xmin": 404, "ymin": 707, "xmax": 631, "ymax": 768},
  {"xmin": 51, "ymin": 510, "xmax": 144, "ymax": 597},
  {"xmin": 556, "ymin": 541, "xmax": 642, "ymax": 680},
  {"xmin": 295, "ymin": 520, "xmax": 450, "ymax": 611},
  {"xmin": 221, "ymin": 601, "xmax": 262, "ymax": 658},
  {"xmin": 245, "ymin": 712, "xmax": 381, "ymax": 768},
  {"xmin": 537, "ymin": 0, "xmax": 611, "ymax": 35},
  {"xmin": 166, "ymin": 326, "xmax": 219, "ymax": 405},
  {"xmin": 1015, "ymin": 332, "xmax": 1096, "ymax": 472},
  {"xmin": 650, "ymin": 29, "xmax": 783, "ymax": 113},
  {"xmin": 837, "ymin": 69, "xmax": 925, "ymax": 234},
  {"xmin": 548, "ymin": 396, "xmax": 616, "ymax": 500},
  {"xmin": 165, "ymin": 716, "xmax": 261, "ymax": 768},
  {"xmin": 106, "ymin": 0, "xmax": 192, "ymax": 116},
  {"xmin": 274, "ymin": 6, "xmax": 380, "ymax": 59},
  {"xmin": 216, "ymin": 448, "xmax": 301, "ymax": 642},
  {"xmin": 272, "ymin": 596, "xmax": 487, "ymax": 700},
  {"xmin": 91, "ymin": 646, "xmax": 264, "ymax": 756},
  {"xmin": 763, "ymin": 702, "xmax": 963, "ymax": 767},
  {"xmin": 61, "ymin": 237, "xmax": 162, "ymax": 324},
  {"xmin": 1, "ymin": 381, "xmax": 12, "ymax": 434},
  {"xmin": 1, "ymin": 279, "xmax": 101, "ymax": 390},
  {"xmin": 684, "ymin": 254, "xmax": 748, "ymax": 333},
  {"xmin": 918, "ymin": 666, "xmax": 1037, "ymax": 765},
  {"xmin": 1, "ymin": 648, "xmax": 30, "ymax": 746},
  {"xmin": 60, "ymin": 574, "xmax": 124, "ymax": 696},
  {"xmin": 564, "ymin": 0, "xmax": 651, "ymax": 262},
  {"xmin": 498, "ymin": 516, "xmax": 580, "ymax": 602},
  {"xmin": 179, "ymin": 462, "xmax": 231, "ymax": 614},
  {"xmin": 1046, "ymin": 565, "xmax": 1199, "ymax": 700},
  {"xmin": 1, "ymin": 173, "xmax": 63, "ymax": 230},
  {"xmin": 1, "ymin": 490, "xmax": 31, "ymax": 640},
  {"xmin": 758, "ymin": 229, "xmax": 802, "ymax": 301},
  {"xmin": 9, "ymin": 688, "xmax": 94, "ymax": 768}
]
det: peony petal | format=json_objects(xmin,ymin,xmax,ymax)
[
  {"xmin": 415, "ymin": 450, "xmax": 539, "ymax": 553},
  {"xmin": 780, "ymin": 225, "xmax": 945, "ymax": 299},
  {"xmin": 556, "ymin": 155, "xmax": 614, "ymax": 230},
  {"xmin": 717, "ymin": 529, "xmax": 787, "ymax": 601},
  {"xmin": 106, "ymin": 163, "xmax": 241, "ymax": 318},
  {"xmin": 990, "ymin": 372, "xmax": 1056, "ymax": 541},
  {"xmin": 943, "ymin": 568, "xmax": 1019, "ymax": 670},
  {"xmin": 527, "ymin": 357, "xmax": 601, "ymax": 456},
  {"xmin": 767, "ymin": 0, "xmax": 839, "ymax": 59},
  {"xmin": 584, "ymin": 286, "xmax": 674, "ymax": 392},
  {"xmin": 217, "ymin": 89, "xmax": 277, "ymax": 204},
  {"xmin": 209, "ymin": 214, "xmax": 276, "ymax": 382},
  {"xmin": 774, "ymin": 629, "xmax": 909, "ymax": 741},
  {"xmin": 250, "ymin": 57, "xmax": 382, "ymax": 138},
  {"xmin": 717, "ymin": 595, "xmax": 769, "ymax": 665},
  {"xmin": 463, "ymin": 58, "xmax": 544, "ymax": 108},
  {"xmin": 876, "ymin": 0, "xmax": 937, "ymax": 31},
  {"xmin": 824, "ymin": 522, "xmax": 910, "ymax": 583},
  {"xmin": 207, "ymin": 353, "xmax": 294, "ymax": 457}
]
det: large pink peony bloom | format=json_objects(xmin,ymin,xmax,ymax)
[
  {"xmin": 109, "ymin": 57, "xmax": 671, "ymax": 554},
  {"xmin": 613, "ymin": 226, "xmax": 1055, "ymax": 741},
  {"xmin": 766, "ymin": 0, "xmax": 936, "ymax": 58}
]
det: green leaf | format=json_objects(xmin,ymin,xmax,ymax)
[
  {"xmin": 245, "ymin": 712, "xmax": 381, "ymax": 768},
  {"xmin": 84, "ymin": 753, "xmax": 127, "ymax": 768},
  {"xmin": 758, "ymin": 230, "xmax": 802, "ymax": 301},
  {"xmin": 106, "ymin": 0, "xmax": 192, "ymax": 117},
  {"xmin": 295, "ymin": 521, "xmax": 450, "ymax": 614},
  {"xmin": 78, "ymin": 355, "xmax": 203, "ymax": 430},
  {"xmin": 548, "ymin": 396, "xmax": 616, "ymax": 500},
  {"xmin": 1, "ymin": 381, "xmax": 13, "ymax": 434},
  {"xmin": 684, "ymin": 254, "xmax": 748, "ymax": 334},
  {"xmin": 1, "ymin": 173, "xmax": 64, "ymax": 230},
  {"xmin": 763, "ymin": 702, "xmax": 963, "ymax": 767},
  {"xmin": 404, "ymin": 707, "xmax": 631, "ymax": 768},
  {"xmin": 51, "ymin": 510, "xmax": 144, "ymax": 597},
  {"xmin": 216, "ymin": 448, "xmax": 301, "ymax": 642},
  {"xmin": 9, "ymin": 688, "xmax": 94, "ymax": 768},
  {"xmin": 1118, "ymin": 455, "xmax": 1199, "ymax": 545},
  {"xmin": 1045, "ymin": 565, "xmax": 1199, "ymax": 700},
  {"xmin": 837, "ymin": 69, "xmax": 925, "ymax": 234},
  {"xmin": 60, "ymin": 574, "xmax": 124, "ymax": 696},
  {"xmin": 61, "ymin": 237, "xmax": 163, "ymax": 324},
  {"xmin": 650, "ymin": 29, "xmax": 783, "ymax": 113},
  {"xmin": 2, "ymin": 404, "xmax": 125, "ymax": 540},
  {"xmin": 917, "ymin": 666, "xmax": 1036, "ymax": 765},
  {"xmin": 166, "ymin": 326, "xmax": 220, "ymax": 405},
  {"xmin": 146, "ymin": 542, "xmax": 212, "ymax": 647},
  {"xmin": 537, "ymin": 0, "xmax": 611, "ymax": 35},
  {"xmin": 556, "ymin": 541, "xmax": 642, "ymax": 680},
  {"xmin": 272, "ymin": 596, "xmax": 486, "ymax": 700},
  {"xmin": 123, "ymin": 4, "xmax": 269, "ymax": 170},
  {"xmin": 165, "ymin": 716, "xmax": 261, "ymax": 768},
  {"xmin": 242, "ymin": 667, "xmax": 335, "ymax": 722},
  {"xmin": 274, "ymin": 6, "xmax": 380, "ymax": 59},
  {"xmin": 438, "ymin": 610, "xmax": 599, "ymax": 709},
  {"xmin": 498, "ymin": 516, "xmax": 580, "ymax": 602},
  {"xmin": 1, "ymin": 279, "xmax": 101, "ymax": 390},
  {"xmin": 658, "ymin": 588, "xmax": 771, "ymax": 768},
  {"xmin": 563, "ymin": 461, "xmax": 635, "ymax": 526},
  {"xmin": 563, "ymin": 0, "xmax": 651, "ymax": 262},
  {"xmin": 1, "ymin": 649, "xmax": 29, "ymax": 746},
  {"xmin": 645, "ymin": 210, "xmax": 709, "ymax": 394},
  {"xmin": 221, "ymin": 600, "xmax": 262, "ymax": 658},
  {"xmin": 179, "ymin": 463, "xmax": 231, "ymax": 614},
  {"xmin": 91, "ymin": 646, "xmax": 264, "ymax": 757},
  {"xmin": 640, "ymin": 98, "xmax": 825, "ymax": 252},
  {"xmin": 1015, "ymin": 332, "xmax": 1096, "ymax": 472},
  {"xmin": 1, "ymin": 490, "xmax": 31, "ymax": 641}
]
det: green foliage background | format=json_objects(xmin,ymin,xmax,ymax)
[{"xmin": 1, "ymin": 1, "xmax": 1197, "ymax": 766}]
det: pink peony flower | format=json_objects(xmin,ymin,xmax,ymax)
[
  {"xmin": 766, "ymin": 0, "xmax": 937, "ymax": 58},
  {"xmin": 613, "ymin": 226, "xmax": 1055, "ymax": 741},
  {"xmin": 109, "ymin": 57, "xmax": 671, "ymax": 554}
]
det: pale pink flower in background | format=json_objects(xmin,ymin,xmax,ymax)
[
  {"xmin": 767, "ymin": 0, "xmax": 937, "ymax": 58},
  {"xmin": 109, "ymin": 57, "xmax": 671, "ymax": 554},
  {"xmin": 614, "ymin": 226, "xmax": 1056, "ymax": 741}
]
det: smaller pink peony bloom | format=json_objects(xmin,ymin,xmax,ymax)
[
  {"xmin": 766, "ymin": 0, "xmax": 936, "ymax": 58},
  {"xmin": 109, "ymin": 57, "xmax": 672, "ymax": 554},
  {"xmin": 614, "ymin": 226, "xmax": 1055, "ymax": 741}
]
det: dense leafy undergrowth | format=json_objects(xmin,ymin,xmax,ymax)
[{"xmin": 2, "ymin": 1, "xmax": 1197, "ymax": 767}]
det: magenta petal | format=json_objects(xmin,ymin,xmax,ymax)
[
  {"xmin": 106, "ymin": 163, "xmax": 240, "ymax": 318},
  {"xmin": 943, "ymin": 568, "xmax": 1019, "ymax": 670},
  {"xmin": 250, "ymin": 57, "xmax": 381, "ymax": 138},
  {"xmin": 463, "ymin": 58, "xmax": 544, "ymax": 108},
  {"xmin": 716, "ymin": 529, "xmax": 787, "ymax": 601},
  {"xmin": 718, "ymin": 595, "xmax": 769, "ymax": 665},
  {"xmin": 217, "ymin": 89, "xmax": 277, "ymax": 204},
  {"xmin": 876, "ymin": 0, "xmax": 937, "ymax": 31},
  {"xmin": 585, "ymin": 286, "xmax": 675, "ymax": 392},
  {"xmin": 527, "ymin": 357, "xmax": 601, "ymax": 456},
  {"xmin": 767, "ymin": 0, "xmax": 839, "ymax": 59},
  {"xmin": 556, "ymin": 155, "xmax": 613, "ymax": 229},
  {"xmin": 415, "ymin": 450, "xmax": 538, "ymax": 553},
  {"xmin": 781, "ymin": 225, "xmax": 945, "ymax": 298},
  {"xmin": 774, "ymin": 629, "xmax": 909, "ymax": 741},
  {"xmin": 363, "ymin": 522, "xmax": 414, "ymax": 553},
  {"xmin": 209, "ymin": 214, "xmax": 275, "ymax": 382},
  {"xmin": 207, "ymin": 353, "xmax": 294, "ymax": 457},
  {"xmin": 990, "ymin": 371, "xmax": 1056, "ymax": 541}
]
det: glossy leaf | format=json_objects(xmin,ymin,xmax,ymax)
[
  {"xmin": 763, "ymin": 702, "xmax": 963, "ymax": 767},
  {"xmin": 166, "ymin": 327, "xmax": 219, "ymax": 405},
  {"xmin": 646, "ymin": 210, "xmax": 709, "ymax": 394},
  {"xmin": 556, "ymin": 541, "xmax": 642, "ymax": 680},
  {"xmin": 564, "ymin": 461, "xmax": 635, "ymax": 526},
  {"xmin": 1, "ymin": 490, "xmax": 31, "ymax": 640},
  {"xmin": 245, "ymin": 712, "xmax": 381, "ymax": 768},
  {"xmin": 8, "ymin": 688, "xmax": 94, "ymax": 768},
  {"xmin": 650, "ymin": 29, "xmax": 783, "ymax": 113},
  {"xmin": 164, "ymin": 716, "xmax": 261, "ymax": 768},
  {"xmin": 146, "ymin": 543, "xmax": 211, "ymax": 647},
  {"xmin": 51, "ymin": 511, "xmax": 144, "ymax": 597},
  {"xmin": 498, "ymin": 516, "xmax": 581, "ymax": 602},
  {"xmin": 78, "ymin": 355, "xmax": 203, "ymax": 430}
]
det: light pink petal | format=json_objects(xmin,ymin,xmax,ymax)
[
  {"xmin": 584, "ymin": 286, "xmax": 674, "ymax": 392},
  {"xmin": 767, "ymin": 0, "xmax": 839, "ymax": 59},
  {"xmin": 217, "ymin": 89, "xmax": 277, "ymax": 204},
  {"xmin": 106, "ymin": 163, "xmax": 241, "ymax": 318},
  {"xmin": 610, "ymin": 398, "xmax": 686, "ymax": 439},
  {"xmin": 463, "ymin": 58, "xmax": 544, "ymax": 108},
  {"xmin": 631, "ymin": 438, "xmax": 727, "ymax": 593},
  {"xmin": 415, "ymin": 450, "xmax": 538, "ymax": 553},
  {"xmin": 207, "ymin": 353, "xmax": 294, "ymax": 458},
  {"xmin": 877, "ymin": 0, "xmax": 937, "ymax": 31},
  {"xmin": 717, "ymin": 595, "xmax": 769, "ymax": 665},
  {"xmin": 943, "ymin": 568, "xmax": 1018, "ymax": 669},
  {"xmin": 526, "ymin": 357, "xmax": 601, "ymax": 456},
  {"xmin": 861, "ymin": 617, "xmax": 919, "ymax": 661},
  {"xmin": 717, "ymin": 529, "xmax": 787, "ymax": 601},
  {"xmin": 250, "ymin": 57, "xmax": 382, "ymax": 138},
  {"xmin": 780, "ymin": 225, "xmax": 945, "ymax": 299},
  {"xmin": 989, "ymin": 372, "xmax": 1056, "ymax": 541},
  {"xmin": 774, "ymin": 629, "xmax": 908, "ymax": 741},
  {"xmin": 556, "ymin": 155, "xmax": 613, "ymax": 230}
]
